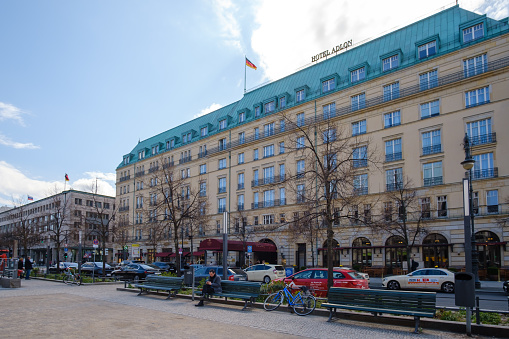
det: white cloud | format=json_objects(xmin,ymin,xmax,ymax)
[
  {"xmin": 0, "ymin": 133, "xmax": 40, "ymax": 149},
  {"xmin": 194, "ymin": 103, "xmax": 223, "ymax": 118},
  {"xmin": 0, "ymin": 102, "xmax": 26, "ymax": 126},
  {"xmin": 0, "ymin": 161, "xmax": 115, "ymax": 207},
  {"xmin": 212, "ymin": 0, "xmax": 242, "ymax": 50},
  {"xmin": 251, "ymin": 0, "xmax": 507, "ymax": 81}
]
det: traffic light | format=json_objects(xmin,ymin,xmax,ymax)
[{"xmin": 64, "ymin": 253, "xmax": 68, "ymax": 259}]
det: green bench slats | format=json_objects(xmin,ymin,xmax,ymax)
[
  {"xmin": 324, "ymin": 287, "xmax": 436, "ymax": 333},
  {"xmin": 199, "ymin": 281, "xmax": 262, "ymax": 311},
  {"xmin": 134, "ymin": 276, "xmax": 184, "ymax": 299}
]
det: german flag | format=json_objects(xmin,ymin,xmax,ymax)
[
  {"xmin": 246, "ymin": 58, "xmax": 257, "ymax": 70},
  {"xmin": 65, "ymin": 173, "xmax": 69, "ymax": 181}
]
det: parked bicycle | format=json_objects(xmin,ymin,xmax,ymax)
[
  {"xmin": 63, "ymin": 267, "xmax": 82, "ymax": 286},
  {"xmin": 263, "ymin": 283, "xmax": 316, "ymax": 315}
]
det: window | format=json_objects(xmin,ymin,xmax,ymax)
[
  {"xmin": 422, "ymin": 130, "xmax": 441, "ymax": 155},
  {"xmin": 218, "ymin": 138, "xmax": 227, "ymax": 151},
  {"xmin": 254, "ymin": 127, "xmax": 260, "ymax": 140},
  {"xmin": 418, "ymin": 41, "xmax": 436, "ymax": 59},
  {"xmin": 420, "ymin": 197, "xmax": 431, "ymax": 218},
  {"xmin": 353, "ymin": 174, "xmax": 368, "ymax": 195},
  {"xmin": 351, "ymin": 67, "xmax": 365, "ymax": 83},
  {"xmin": 219, "ymin": 158, "xmax": 227, "ymax": 169},
  {"xmin": 279, "ymin": 119, "xmax": 285, "ymax": 132},
  {"xmin": 264, "ymin": 101, "xmax": 275, "ymax": 113},
  {"xmin": 170, "ymin": 139, "xmax": 175, "ymax": 148},
  {"xmin": 467, "ymin": 118, "xmax": 493, "ymax": 146},
  {"xmin": 279, "ymin": 141, "xmax": 285, "ymax": 154},
  {"xmin": 279, "ymin": 164, "xmax": 285, "ymax": 180},
  {"xmin": 487, "ymin": 190, "xmax": 499, "ymax": 213},
  {"xmin": 279, "ymin": 96, "xmax": 286, "ymax": 108},
  {"xmin": 384, "ymin": 111, "xmax": 401, "ymax": 128},
  {"xmin": 263, "ymin": 190, "xmax": 275, "ymax": 207},
  {"xmin": 253, "ymin": 170, "xmax": 259, "ymax": 186},
  {"xmin": 218, "ymin": 178, "xmax": 226, "ymax": 194},
  {"xmin": 253, "ymin": 192, "xmax": 259, "ymax": 208},
  {"xmin": 219, "ymin": 119, "xmax": 227, "ymax": 130},
  {"xmin": 218, "ymin": 198, "xmax": 226, "ymax": 213},
  {"xmin": 297, "ymin": 160, "xmax": 305, "ymax": 178},
  {"xmin": 254, "ymin": 106, "xmax": 260, "ymax": 117},
  {"xmin": 253, "ymin": 149, "xmax": 259, "ymax": 160},
  {"xmin": 199, "ymin": 145, "xmax": 207, "ymax": 157},
  {"xmin": 263, "ymin": 214, "xmax": 275, "ymax": 224},
  {"xmin": 200, "ymin": 182, "xmax": 207, "ymax": 197},
  {"xmin": 263, "ymin": 166, "xmax": 274, "ymax": 184},
  {"xmin": 322, "ymin": 78, "xmax": 335, "ymax": 93},
  {"xmin": 353, "ymin": 146, "xmax": 367, "ymax": 168},
  {"xmin": 296, "ymin": 113, "xmax": 305, "ymax": 127},
  {"xmin": 386, "ymin": 168, "xmax": 402, "ymax": 191},
  {"xmin": 323, "ymin": 129, "xmax": 336, "ymax": 143},
  {"xmin": 383, "ymin": 82, "xmax": 399, "ymax": 101},
  {"xmin": 419, "ymin": 70, "xmax": 438, "ymax": 91},
  {"xmin": 420, "ymin": 100, "xmax": 440, "ymax": 119},
  {"xmin": 385, "ymin": 138, "xmax": 402, "ymax": 162},
  {"xmin": 463, "ymin": 23, "xmax": 484, "ymax": 43},
  {"xmin": 296, "ymin": 89, "xmax": 305, "ymax": 103},
  {"xmin": 466, "ymin": 87, "xmax": 490, "ymax": 108},
  {"xmin": 464, "ymin": 54, "xmax": 487, "ymax": 78},
  {"xmin": 297, "ymin": 184, "xmax": 305, "ymax": 203},
  {"xmin": 296, "ymin": 136, "xmax": 305, "ymax": 149},
  {"xmin": 263, "ymin": 144, "xmax": 274, "ymax": 158},
  {"xmin": 324, "ymin": 153, "xmax": 337, "ymax": 170},
  {"xmin": 383, "ymin": 55, "xmax": 398, "ymax": 71},
  {"xmin": 238, "ymin": 173, "xmax": 244, "ymax": 190},
  {"xmin": 237, "ymin": 132, "xmax": 245, "ymax": 145},
  {"xmin": 200, "ymin": 164, "xmax": 206, "ymax": 174},
  {"xmin": 384, "ymin": 202, "xmax": 392, "ymax": 221},
  {"xmin": 473, "ymin": 152, "xmax": 495, "ymax": 179},
  {"xmin": 264, "ymin": 122, "xmax": 275, "ymax": 137},
  {"xmin": 323, "ymin": 103, "xmax": 336, "ymax": 119},
  {"xmin": 237, "ymin": 194, "xmax": 244, "ymax": 211},
  {"xmin": 238, "ymin": 152, "xmax": 244, "ymax": 164},
  {"xmin": 351, "ymin": 93, "xmax": 365, "ymax": 111},
  {"xmin": 200, "ymin": 126, "xmax": 208, "ymax": 136},
  {"xmin": 437, "ymin": 196, "xmax": 447, "ymax": 217},
  {"xmin": 423, "ymin": 161, "xmax": 443, "ymax": 186},
  {"xmin": 238, "ymin": 112, "xmax": 245, "ymax": 123},
  {"xmin": 280, "ymin": 187, "xmax": 286, "ymax": 205},
  {"xmin": 352, "ymin": 120, "xmax": 366, "ymax": 136}
]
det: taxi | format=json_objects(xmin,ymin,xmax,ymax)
[{"xmin": 382, "ymin": 268, "xmax": 455, "ymax": 293}]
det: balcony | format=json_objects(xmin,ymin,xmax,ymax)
[
  {"xmin": 251, "ymin": 175, "xmax": 285, "ymax": 188},
  {"xmin": 251, "ymin": 199, "xmax": 286, "ymax": 209},
  {"xmin": 472, "ymin": 167, "xmax": 498, "ymax": 180},
  {"xmin": 119, "ymin": 206, "xmax": 129, "ymax": 212},
  {"xmin": 179, "ymin": 156, "xmax": 192, "ymax": 165},
  {"xmin": 198, "ymin": 151, "xmax": 208, "ymax": 158},
  {"xmin": 385, "ymin": 152, "xmax": 402, "ymax": 162},
  {"xmin": 237, "ymin": 183, "xmax": 245, "ymax": 190},
  {"xmin": 353, "ymin": 159, "xmax": 368, "ymax": 168},
  {"xmin": 119, "ymin": 175, "xmax": 130, "ymax": 182},
  {"xmin": 218, "ymin": 187, "xmax": 227, "ymax": 194},
  {"xmin": 148, "ymin": 166, "xmax": 159, "ymax": 173},
  {"xmin": 163, "ymin": 161, "xmax": 174, "ymax": 169},
  {"xmin": 386, "ymin": 182, "xmax": 403, "ymax": 192},
  {"xmin": 353, "ymin": 187, "xmax": 368, "ymax": 196},
  {"xmin": 424, "ymin": 176, "xmax": 443, "ymax": 187},
  {"xmin": 470, "ymin": 132, "xmax": 496, "ymax": 146},
  {"xmin": 218, "ymin": 207, "xmax": 226, "ymax": 213},
  {"xmin": 422, "ymin": 144, "xmax": 442, "ymax": 155},
  {"xmin": 199, "ymin": 191, "xmax": 207, "ymax": 197},
  {"xmin": 237, "ymin": 204, "xmax": 244, "ymax": 211},
  {"xmin": 135, "ymin": 171, "xmax": 145, "ymax": 178}
]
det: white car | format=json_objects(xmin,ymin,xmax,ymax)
[
  {"xmin": 382, "ymin": 268, "xmax": 455, "ymax": 293},
  {"xmin": 244, "ymin": 264, "xmax": 286, "ymax": 283}
]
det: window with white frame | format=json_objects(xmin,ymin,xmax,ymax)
[
  {"xmin": 296, "ymin": 89, "xmax": 305, "ymax": 103},
  {"xmin": 463, "ymin": 23, "xmax": 484, "ymax": 43},
  {"xmin": 385, "ymin": 138, "xmax": 402, "ymax": 162},
  {"xmin": 238, "ymin": 172, "xmax": 244, "ymax": 189},
  {"xmin": 253, "ymin": 192, "xmax": 259, "ymax": 208},
  {"xmin": 296, "ymin": 113, "xmax": 305, "ymax": 127},
  {"xmin": 422, "ymin": 130, "xmax": 441, "ymax": 155},
  {"xmin": 280, "ymin": 187, "xmax": 286, "ymax": 205},
  {"xmin": 297, "ymin": 160, "xmax": 305, "ymax": 177},
  {"xmin": 254, "ymin": 106, "xmax": 260, "ymax": 117},
  {"xmin": 264, "ymin": 122, "xmax": 275, "ymax": 137},
  {"xmin": 264, "ymin": 101, "xmax": 275, "ymax": 113},
  {"xmin": 487, "ymin": 190, "xmax": 498, "ymax": 213},
  {"xmin": 351, "ymin": 93, "xmax": 365, "ymax": 111},
  {"xmin": 279, "ymin": 96, "xmax": 286, "ymax": 108},
  {"xmin": 263, "ymin": 214, "xmax": 275, "ymax": 224},
  {"xmin": 218, "ymin": 177, "xmax": 226, "ymax": 193},
  {"xmin": 238, "ymin": 112, "xmax": 245, "ymax": 123},
  {"xmin": 254, "ymin": 127, "xmax": 260, "ymax": 139},
  {"xmin": 263, "ymin": 144, "xmax": 274, "ymax": 158},
  {"xmin": 238, "ymin": 132, "xmax": 245, "ymax": 144},
  {"xmin": 323, "ymin": 128, "xmax": 336, "ymax": 143},
  {"xmin": 353, "ymin": 146, "xmax": 367, "ymax": 168},
  {"xmin": 465, "ymin": 86, "xmax": 490, "ymax": 107},
  {"xmin": 419, "ymin": 70, "xmax": 438, "ymax": 91},
  {"xmin": 253, "ymin": 169, "xmax": 259, "ymax": 186},
  {"xmin": 280, "ymin": 119, "xmax": 285, "ymax": 132},
  {"xmin": 437, "ymin": 195, "xmax": 447, "ymax": 217},
  {"xmin": 464, "ymin": 54, "xmax": 487, "ymax": 77},
  {"xmin": 352, "ymin": 120, "xmax": 366, "ymax": 136},
  {"xmin": 296, "ymin": 136, "xmax": 305, "ymax": 149},
  {"xmin": 353, "ymin": 174, "xmax": 368, "ymax": 195},
  {"xmin": 218, "ymin": 197, "xmax": 226, "ymax": 213},
  {"xmin": 219, "ymin": 119, "xmax": 227, "ymax": 130},
  {"xmin": 386, "ymin": 167, "xmax": 402, "ymax": 191},
  {"xmin": 420, "ymin": 100, "xmax": 440, "ymax": 119},
  {"xmin": 466, "ymin": 118, "xmax": 492, "ymax": 146},
  {"xmin": 238, "ymin": 152, "xmax": 244, "ymax": 164},
  {"xmin": 253, "ymin": 148, "xmax": 259, "ymax": 160},
  {"xmin": 263, "ymin": 166, "xmax": 274, "ymax": 184},
  {"xmin": 200, "ymin": 126, "xmax": 208, "ymax": 136},
  {"xmin": 383, "ymin": 55, "xmax": 399, "ymax": 71},
  {"xmin": 279, "ymin": 141, "xmax": 285, "ymax": 154},
  {"xmin": 351, "ymin": 67, "xmax": 365, "ymax": 83},
  {"xmin": 423, "ymin": 161, "xmax": 443, "ymax": 186},
  {"xmin": 384, "ymin": 111, "xmax": 401, "ymax": 128},
  {"xmin": 218, "ymin": 138, "xmax": 227, "ymax": 151},
  {"xmin": 418, "ymin": 40, "xmax": 436, "ymax": 59},
  {"xmin": 218, "ymin": 158, "xmax": 226, "ymax": 169},
  {"xmin": 323, "ymin": 102, "xmax": 336, "ymax": 119},
  {"xmin": 263, "ymin": 190, "xmax": 275, "ymax": 207},
  {"xmin": 237, "ymin": 194, "xmax": 244, "ymax": 210},
  {"xmin": 473, "ymin": 152, "xmax": 494, "ymax": 179},
  {"xmin": 200, "ymin": 181, "xmax": 207, "ymax": 196},
  {"xmin": 297, "ymin": 184, "xmax": 305, "ymax": 203},
  {"xmin": 322, "ymin": 78, "xmax": 335, "ymax": 93},
  {"xmin": 383, "ymin": 82, "xmax": 399, "ymax": 101},
  {"xmin": 420, "ymin": 197, "xmax": 431, "ymax": 218},
  {"xmin": 324, "ymin": 153, "xmax": 337, "ymax": 170}
]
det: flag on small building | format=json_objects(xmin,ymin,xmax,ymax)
[
  {"xmin": 65, "ymin": 173, "xmax": 69, "ymax": 181},
  {"xmin": 246, "ymin": 58, "xmax": 257, "ymax": 70},
  {"xmin": 27, "ymin": 195, "xmax": 34, "ymax": 201}
]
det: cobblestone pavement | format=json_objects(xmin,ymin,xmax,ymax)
[{"xmin": 0, "ymin": 279, "xmax": 476, "ymax": 339}]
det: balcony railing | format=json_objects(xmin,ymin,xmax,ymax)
[
  {"xmin": 353, "ymin": 187, "xmax": 368, "ymax": 196},
  {"xmin": 237, "ymin": 183, "xmax": 245, "ymax": 190},
  {"xmin": 135, "ymin": 171, "xmax": 145, "ymax": 178},
  {"xmin": 251, "ymin": 175, "xmax": 285, "ymax": 188},
  {"xmin": 218, "ymin": 207, "xmax": 226, "ymax": 213},
  {"xmin": 198, "ymin": 151, "xmax": 208, "ymax": 158},
  {"xmin": 119, "ymin": 175, "xmax": 130, "ymax": 182},
  {"xmin": 470, "ymin": 132, "xmax": 496, "ymax": 146},
  {"xmin": 237, "ymin": 204, "xmax": 244, "ymax": 211},
  {"xmin": 119, "ymin": 206, "xmax": 129, "ymax": 212},
  {"xmin": 251, "ymin": 199, "xmax": 286, "ymax": 209},
  {"xmin": 163, "ymin": 161, "xmax": 174, "ymax": 169},
  {"xmin": 385, "ymin": 152, "xmax": 402, "ymax": 162},
  {"xmin": 218, "ymin": 187, "xmax": 227, "ymax": 194},
  {"xmin": 422, "ymin": 144, "xmax": 442, "ymax": 155},
  {"xmin": 386, "ymin": 182, "xmax": 403, "ymax": 191},
  {"xmin": 472, "ymin": 167, "xmax": 498, "ymax": 180},
  {"xmin": 179, "ymin": 156, "xmax": 192, "ymax": 165},
  {"xmin": 424, "ymin": 176, "xmax": 443, "ymax": 186},
  {"xmin": 353, "ymin": 159, "xmax": 368, "ymax": 168},
  {"xmin": 148, "ymin": 166, "xmax": 159, "ymax": 173}
]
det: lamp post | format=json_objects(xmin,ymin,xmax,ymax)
[
  {"xmin": 461, "ymin": 133, "xmax": 481, "ymax": 289},
  {"xmin": 222, "ymin": 211, "xmax": 229, "ymax": 280}
]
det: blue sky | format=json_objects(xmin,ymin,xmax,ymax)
[{"xmin": 0, "ymin": 0, "xmax": 507, "ymax": 206}]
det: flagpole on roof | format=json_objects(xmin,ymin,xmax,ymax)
[{"xmin": 244, "ymin": 55, "xmax": 247, "ymax": 94}]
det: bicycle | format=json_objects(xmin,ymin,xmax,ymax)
[
  {"xmin": 263, "ymin": 283, "xmax": 316, "ymax": 315},
  {"xmin": 63, "ymin": 267, "xmax": 82, "ymax": 286}
]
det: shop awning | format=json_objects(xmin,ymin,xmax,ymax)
[
  {"xmin": 155, "ymin": 252, "xmax": 173, "ymax": 257},
  {"xmin": 190, "ymin": 250, "xmax": 205, "ymax": 257},
  {"xmin": 199, "ymin": 239, "xmax": 276, "ymax": 252},
  {"xmin": 169, "ymin": 252, "xmax": 190, "ymax": 258}
]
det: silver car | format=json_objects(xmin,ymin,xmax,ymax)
[
  {"xmin": 244, "ymin": 264, "xmax": 286, "ymax": 283},
  {"xmin": 382, "ymin": 268, "xmax": 455, "ymax": 293}
]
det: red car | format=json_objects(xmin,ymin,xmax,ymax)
[{"xmin": 278, "ymin": 268, "xmax": 369, "ymax": 297}]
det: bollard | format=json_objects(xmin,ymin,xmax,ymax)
[{"xmin": 476, "ymin": 296, "xmax": 480, "ymax": 325}]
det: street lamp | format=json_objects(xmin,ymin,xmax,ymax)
[{"xmin": 461, "ymin": 133, "xmax": 481, "ymax": 289}]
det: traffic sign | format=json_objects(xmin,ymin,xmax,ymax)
[
  {"xmin": 93, "ymin": 239, "xmax": 99, "ymax": 248},
  {"xmin": 124, "ymin": 245, "xmax": 128, "ymax": 250},
  {"xmin": 247, "ymin": 246, "xmax": 252, "ymax": 253},
  {"xmin": 64, "ymin": 248, "xmax": 68, "ymax": 252},
  {"xmin": 179, "ymin": 248, "xmax": 183, "ymax": 255}
]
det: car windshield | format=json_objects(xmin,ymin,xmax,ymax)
[
  {"xmin": 229, "ymin": 268, "xmax": 246, "ymax": 275},
  {"xmin": 347, "ymin": 271, "xmax": 365, "ymax": 279},
  {"xmin": 274, "ymin": 266, "xmax": 284, "ymax": 271},
  {"xmin": 195, "ymin": 267, "xmax": 209, "ymax": 275},
  {"xmin": 141, "ymin": 264, "xmax": 158, "ymax": 270},
  {"xmin": 92, "ymin": 262, "xmax": 111, "ymax": 268}
]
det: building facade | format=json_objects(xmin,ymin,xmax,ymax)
[
  {"xmin": 116, "ymin": 6, "xmax": 509, "ymax": 276},
  {"xmin": 0, "ymin": 190, "xmax": 116, "ymax": 264}
]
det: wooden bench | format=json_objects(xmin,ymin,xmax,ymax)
[
  {"xmin": 322, "ymin": 287, "xmax": 436, "ymax": 333},
  {"xmin": 199, "ymin": 281, "xmax": 262, "ymax": 310},
  {"xmin": 134, "ymin": 275, "xmax": 184, "ymax": 299}
]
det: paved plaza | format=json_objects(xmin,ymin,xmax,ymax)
[{"xmin": 0, "ymin": 279, "xmax": 475, "ymax": 338}]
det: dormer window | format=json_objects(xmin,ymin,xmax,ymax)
[
  {"xmin": 138, "ymin": 150, "xmax": 145, "ymax": 160},
  {"xmin": 296, "ymin": 89, "xmax": 304, "ymax": 103},
  {"xmin": 418, "ymin": 41, "xmax": 436, "ymax": 59},
  {"xmin": 279, "ymin": 97, "xmax": 286, "ymax": 108},
  {"xmin": 463, "ymin": 23, "xmax": 484, "ymax": 43},
  {"xmin": 350, "ymin": 67, "xmax": 365, "ymax": 83},
  {"xmin": 238, "ymin": 112, "xmax": 245, "ymax": 123},
  {"xmin": 219, "ymin": 119, "xmax": 227, "ymax": 130},
  {"xmin": 254, "ymin": 106, "xmax": 261, "ymax": 117},
  {"xmin": 200, "ymin": 126, "xmax": 208, "ymax": 136},
  {"xmin": 151, "ymin": 145, "xmax": 159, "ymax": 155},
  {"xmin": 383, "ymin": 55, "xmax": 399, "ymax": 72},
  {"xmin": 264, "ymin": 101, "xmax": 275, "ymax": 113},
  {"xmin": 322, "ymin": 78, "xmax": 335, "ymax": 93}
]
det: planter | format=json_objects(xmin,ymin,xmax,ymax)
[{"xmin": 0, "ymin": 277, "xmax": 21, "ymax": 288}]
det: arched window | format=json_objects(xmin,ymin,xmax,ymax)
[
  {"xmin": 475, "ymin": 231, "xmax": 501, "ymax": 268},
  {"xmin": 322, "ymin": 239, "xmax": 340, "ymax": 267},
  {"xmin": 422, "ymin": 233, "xmax": 448, "ymax": 268},
  {"xmin": 385, "ymin": 236, "xmax": 407, "ymax": 272},
  {"xmin": 352, "ymin": 237, "xmax": 372, "ymax": 268}
]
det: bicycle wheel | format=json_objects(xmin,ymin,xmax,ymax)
[
  {"xmin": 76, "ymin": 276, "xmax": 82, "ymax": 286},
  {"xmin": 292, "ymin": 293, "xmax": 316, "ymax": 316},
  {"xmin": 63, "ymin": 275, "xmax": 71, "ymax": 285},
  {"xmin": 264, "ymin": 292, "xmax": 284, "ymax": 311}
]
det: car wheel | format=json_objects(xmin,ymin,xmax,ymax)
[
  {"xmin": 133, "ymin": 275, "xmax": 140, "ymax": 283},
  {"xmin": 387, "ymin": 280, "xmax": 400, "ymax": 290},
  {"xmin": 263, "ymin": 276, "xmax": 271, "ymax": 284},
  {"xmin": 441, "ymin": 282, "xmax": 454, "ymax": 293}
]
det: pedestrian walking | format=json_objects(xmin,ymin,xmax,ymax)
[
  {"xmin": 25, "ymin": 256, "xmax": 33, "ymax": 279},
  {"xmin": 195, "ymin": 268, "xmax": 222, "ymax": 307},
  {"xmin": 18, "ymin": 258, "xmax": 24, "ymax": 278}
]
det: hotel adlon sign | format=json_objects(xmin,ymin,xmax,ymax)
[{"xmin": 311, "ymin": 39, "xmax": 353, "ymax": 63}]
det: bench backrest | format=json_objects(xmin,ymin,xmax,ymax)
[
  {"xmin": 327, "ymin": 287, "xmax": 436, "ymax": 315},
  {"xmin": 221, "ymin": 281, "xmax": 262, "ymax": 296},
  {"xmin": 145, "ymin": 275, "xmax": 184, "ymax": 287}
]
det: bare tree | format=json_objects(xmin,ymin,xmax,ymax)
[
  {"xmin": 8, "ymin": 197, "xmax": 41, "ymax": 256},
  {"xmin": 46, "ymin": 190, "xmax": 73, "ymax": 266},
  {"xmin": 110, "ymin": 215, "xmax": 131, "ymax": 261},
  {"xmin": 278, "ymin": 110, "xmax": 379, "ymax": 290}
]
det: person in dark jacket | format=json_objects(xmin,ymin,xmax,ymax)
[
  {"xmin": 196, "ymin": 268, "xmax": 222, "ymax": 307},
  {"xmin": 24, "ymin": 256, "xmax": 33, "ymax": 279},
  {"xmin": 18, "ymin": 258, "xmax": 24, "ymax": 278}
]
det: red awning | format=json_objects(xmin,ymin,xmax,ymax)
[
  {"xmin": 190, "ymin": 250, "xmax": 205, "ymax": 257},
  {"xmin": 198, "ymin": 239, "xmax": 276, "ymax": 252},
  {"xmin": 169, "ymin": 252, "xmax": 190, "ymax": 258},
  {"xmin": 155, "ymin": 252, "xmax": 172, "ymax": 257}
]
